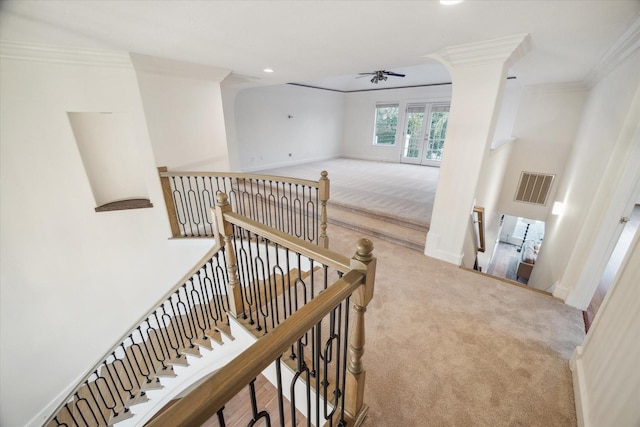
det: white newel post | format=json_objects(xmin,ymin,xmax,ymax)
[{"xmin": 425, "ymin": 34, "xmax": 531, "ymax": 265}]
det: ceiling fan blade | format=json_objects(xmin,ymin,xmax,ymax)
[
  {"xmin": 384, "ymin": 71, "xmax": 406, "ymax": 77},
  {"xmin": 358, "ymin": 72, "xmax": 375, "ymax": 75}
]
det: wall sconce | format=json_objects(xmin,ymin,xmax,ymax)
[{"xmin": 552, "ymin": 201, "xmax": 564, "ymax": 216}]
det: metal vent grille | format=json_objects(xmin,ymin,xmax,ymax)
[{"xmin": 515, "ymin": 172, "xmax": 555, "ymax": 205}]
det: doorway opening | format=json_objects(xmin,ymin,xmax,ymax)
[
  {"xmin": 486, "ymin": 215, "xmax": 545, "ymax": 284},
  {"xmin": 583, "ymin": 204, "xmax": 640, "ymax": 331}
]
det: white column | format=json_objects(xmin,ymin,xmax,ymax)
[{"xmin": 425, "ymin": 34, "xmax": 531, "ymax": 264}]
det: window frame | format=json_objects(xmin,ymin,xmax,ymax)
[{"xmin": 372, "ymin": 103, "xmax": 400, "ymax": 146}]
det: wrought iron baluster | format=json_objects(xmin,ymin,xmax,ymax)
[
  {"xmin": 236, "ymin": 236, "xmax": 256, "ymax": 325},
  {"xmin": 138, "ymin": 323, "xmax": 166, "ymax": 373},
  {"xmin": 186, "ymin": 177, "xmax": 201, "ymax": 237},
  {"xmin": 338, "ymin": 297, "xmax": 351, "ymax": 425},
  {"xmin": 247, "ymin": 379, "xmax": 272, "ymax": 427},
  {"xmin": 110, "ymin": 351, "xmax": 135, "ymax": 400},
  {"xmin": 157, "ymin": 307, "xmax": 180, "ymax": 362},
  {"xmin": 252, "ymin": 235, "xmax": 270, "ymax": 333},
  {"xmin": 198, "ymin": 176, "xmax": 216, "ymax": 236},
  {"xmin": 102, "ymin": 355, "xmax": 130, "ymax": 411},
  {"xmin": 217, "ymin": 406, "xmax": 227, "ymax": 427},
  {"xmin": 296, "ymin": 184, "xmax": 304, "ymax": 241},
  {"xmin": 73, "ymin": 393, "xmax": 97, "ymax": 427},
  {"xmin": 269, "ymin": 247, "xmax": 285, "ymax": 328},
  {"xmin": 185, "ymin": 278, "xmax": 207, "ymax": 341},
  {"xmin": 83, "ymin": 377, "xmax": 109, "ymax": 426},
  {"xmin": 127, "ymin": 334, "xmax": 153, "ymax": 386},
  {"xmin": 62, "ymin": 403, "xmax": 80, "ymax": 427},
  {"xmin": 171, "ymin": 176, "xmax": 188, "ymax": 236},
  {"xmin": 93, "ymin": 370, "xmax": 121, "ymax": 419},
  {"xmin": 275, "ymin": 358, "xmax": 285, "ymax": 427},
  {"xmin": 290, "ymin": 339, "xmax": 312, "ymax": 427},
  {"xmin": 315, "ymin": 320, "xmax": 323, "ymax": 427}
]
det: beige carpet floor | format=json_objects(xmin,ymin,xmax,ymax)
[
  {"xmin": 255, "ymin": 158, "xmax": 438, "ymax": 227},
  {"xmin": 253, "ymin": 158, "xmax": 584, "ymax": 425},
  {"xmin": 327, "ymin": 224, "xmax": 585, "ymax": 427}
]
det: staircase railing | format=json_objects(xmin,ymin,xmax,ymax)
[
  {"xmin": 147, "ymin": 193, "xmax": 375, "ymax": 426},
  {"xmin": 45, "ymin": 191, "xmax": 373, "ymax": 427},
  {"xmin": 45, "ymin": 239, "xmax": 233, "ymax": 427},
  {"xmin": 158, "ymin": 167, "xmax": 330, "ymax": 248}
]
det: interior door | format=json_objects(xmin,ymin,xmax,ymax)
[
  {"xmin": 401, "ymin": 104, "xmax": 450, "ymax": 166},
  {"xmin": 401, "ymin": 104, "xmax": 428, "ymax": 164}
]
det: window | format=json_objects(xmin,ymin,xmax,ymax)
[
  {"xmin": 373, "ymin": 103, "xmax": 399, "ymax": 145},
  {"xmin": 425, "ymin": 105, "xmax": 449, "ymax": 162}
]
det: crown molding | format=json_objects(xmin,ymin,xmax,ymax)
[
  {"xmin": 0, "ymin": 40, "xmax": 132, "ymax": 68},
  {"xmin": 584, "ymin": 15, "xmax": 640, "ymax": 87},
  {"xmin": 130, "ymin": 53, "xmax": 231, "ymax": 82},
  {"xmin": 429, "ymin": 33, "xmax": 531, "ymax": 68}
]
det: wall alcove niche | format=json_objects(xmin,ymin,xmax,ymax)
[{"xmin": 68, "ymin": 112, "xmax": 152, "ymax": 212}]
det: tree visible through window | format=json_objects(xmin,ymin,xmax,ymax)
[
  {"xmin": 373, "ymin": 104, "xmax": 398, "ymax": 145},
  {"xmin": 425, "ymin": 107, "xmax": 449, "ymax": 161}
]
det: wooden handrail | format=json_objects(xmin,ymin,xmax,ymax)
[
  {"xmin": 219, "ymin": 195, "xmax": 351, "ymax": 273},
  {"xmin": 158, "ymin": 169, "xmax": 322, "ymax": 189},
  {"xmin": 473, "ymin": 206, "xmax": 485, "ymax": 253},
  {"xmin": 145, "ymin": 270, "xmax": 366, "ymax": 427}
]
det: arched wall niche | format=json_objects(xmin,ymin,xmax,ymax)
[{"xmin": 68, "ymin": 112, "xmax": 152, "ymax": 212}]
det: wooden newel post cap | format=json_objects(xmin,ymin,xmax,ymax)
[
  {"xmin": 216, "ymin": 192, "xmax": 229, "ymax": 206},
  {"xmin": 321, "ymin": 170, "xmax": 328, "ymax": 178},
  {"xmin": 354, "ymin": 238, "xmax": 374, "ymax": 262}
]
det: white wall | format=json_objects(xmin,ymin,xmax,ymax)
[
  {"xmin": 0, "ymin": 46, "xmax": 213, "ymax": 426},
  {"xmin": 497, "ymin": 84, "xmax": 587, "ymax": 221},
  {"xmin": 476, "ymin": 83, "xmax": 586, "ymax": 272},
  {"xmin": 131, "ymin": 54, "xmax": 231, "ymax": 171},
  {"xmin": 234, "ymin": 84, "xmax": 345, "ymax": 171},
  {"xmin": 571, "ymin": 231, "xmax": 640, "ymax": 427},
  {"xmin": 532, "ymin": 50, "xmax": 640, "ymax": 295},
  {"xmin": 341, "ymin": 85, "xmax": 452, "ymax": 162}
]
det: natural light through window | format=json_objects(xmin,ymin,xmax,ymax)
[{"xmin": 373, "ymin": 103, "xmax": 399, "ymax": 146}]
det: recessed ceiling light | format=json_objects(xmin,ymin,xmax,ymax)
[
  {"xmin": 440, "ymin": 0, "xmax": 463, "ymax": 5},
  {"xmin": 263, "ymin": 68, "xmax": 274, "ymax": 73}
]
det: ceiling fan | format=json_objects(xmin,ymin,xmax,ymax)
[{"xmin": 358, "ymin": 70, "xmax": 406, "ymax": 84}]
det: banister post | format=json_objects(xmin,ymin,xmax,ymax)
[
  {"xmin": 319, "ymin": 171, "xmax": 330, "ymax": 249},
  {"xmin": 158, "ymin": 166, "xmax": 181, "ymax": 238},
  {"xmin": 345, "ymin": 238, "xmax": 375, "ymax": 425},
  {"xmin": 214, "ymin": 192, "xmax": 244, "ymax": 318}
]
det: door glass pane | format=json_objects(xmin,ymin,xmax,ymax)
[
  {"xmin": 373, "ymin": 104, "xmax": 398, "ymax": 145},
  {"xmin": 425, "ymin": 107, "xmax": 449, "ymax": 162},
  {"xmin": 403, "ymin": 106, "xmax": 424, "ymax": 159}
]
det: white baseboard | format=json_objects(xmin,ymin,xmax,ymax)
[
  {"xmin": 239, "ymin": 154, "xmax": 338, "ymax": 173},
  {"xmin": 552, "ymin": 280, "xmax": 571, "ymax": 301},
  {"xmin": 570, "ymin": 346, "xmax": 589, "ymax": 427}
]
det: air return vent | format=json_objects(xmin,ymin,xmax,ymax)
[{"xmin": 514, "ymin": 172, "xmax": 555, "ymax": 205}]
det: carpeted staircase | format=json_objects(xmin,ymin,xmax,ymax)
[{"xmin": 327, "ymin": 201, "xmax": 428, "ymax": 252}]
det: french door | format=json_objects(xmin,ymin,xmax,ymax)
[{"xmin": 401, "ymin": 103, "xmax": 450, "ymax": 166}]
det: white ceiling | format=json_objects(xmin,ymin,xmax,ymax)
[{"xmin": 1, "ymin": 1, "xmax": 638, "ymax": 91}]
